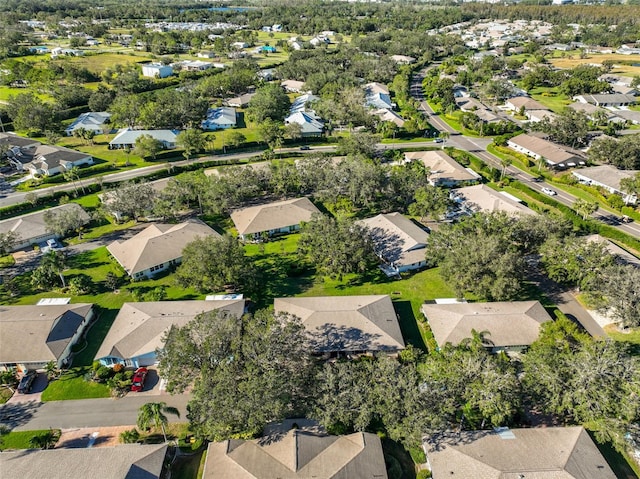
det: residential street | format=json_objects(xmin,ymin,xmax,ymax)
[{"xmin": 0, "ymin": 393, "xmax": 191, "ymax": 431}]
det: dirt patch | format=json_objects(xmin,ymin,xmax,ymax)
[
  {"xmin": 56, "ymin": 426, "xmax": 135, "ymax": 449},
  {"xmin": 550, "ymin": 54, "xmax": 640, "ymax": 77}
]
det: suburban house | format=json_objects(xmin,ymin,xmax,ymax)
[
  {"xmin": 284, "ymin": 111, "xmax": 324, "ymax": 137},
  {"xmin": 586, "ymin": 234, "xmax": 640, "ymax": 268},
  {"xmin": 274, "ymin": 295, "xmax": 405, "ymax": 356},
  {"xmin": 358, "ymin": 212, "xmax": 429, "ymax": 275},
  {"xmin": 0, "ymin": 132, "xmax": 40, "ymax": 151},
  {"xmin": 371, "ymin": 108, "xmax": 405, "ymax": 128},
  {"xmin": 141, "ymin": 63, "xmax": 173, "ymax": 78},
  {"xmin": 20, "ymin": 145, "xmax": 94, "ymax": 177},
  {"xmin": 404, "ymin": 150, "xmax": 481, "ymax": 186},
  {"xmin": 0, "ymin": 303, "xmax": 95, "ymax": 371},
  {"xmin": 0, "ymin": 444, "xmax": 168, "ymax": 479},
  {"xmin": 391, "ymin": 54, "xmax": 416, "ymax": 64},
  {"xmin": 225, "ymin": 93, "xmax": 256, "ymax": 108},
  {"xmin": 611, "ymin": 109, "xmax": 640, "ymax": 125},
  {"xmin": 203, "ymin": 421, "xmax": 388, "ymax": 479},
  {"xmin": 65, "ymin": 111, "xmax": 112, "ymax": 136},
  {"xmin": 423, "ymin": 426, "xmax": 616, "ymax": 478},
  {"xmin": 201, "ymin": 107, "xmax": 237, "ymax": 130},
  {"xmin": 507, "ymin": 133, "xmax": 585, "ymax": 167},
  {"xmin": 0, "ymin": 203, "xmax": 90, "ymax": 251},
  {"xmin": 108, "ymin": 129, "xmax": 179, "ymax": 149},
  {"xmin": 364, "ymin": 82, "xmax": 389, "ymax": 96},
  {"xmin": 290, "ymin": 93, "xmax": 320, "ymax": 114},
  {"xmin": 179, "ymin": 60, "xmax": 215, "ymax": 72},
  {"xmin": 455, "ymin": 97, "xmax": 500, "ymax": 123},
  {"xmin": 573, "ymin": 165, "xmax": 638, "ymax": 205},
  {"xmin": 281, "ymin": 80, "xmax": 306, "ymax": 93},
  {"xmin": 573, "ymin": 93, "xmax": 637, "ymax": 107},
  {"xmin": 95, "ymin": 299, "xmax": 245, "ymax": 368},
  {"xmin": 421, "ymin": 300, "xmax": 552, "ymax": 352},
  {"xmin": 365, "ymin": 91, "xmax": 394, "ymax": 110},
  {"xmin": 505, "ymin": 96, "xmax": 547, "ymax": 112},
  {"xmin": 107, "ymin": 219, "xmax": 220, "ymax": 279},
  {"xmin": 231, "ymin": 197, "xmax": 321, "ymax": 241},
  {"xmin": 450, "ymin": 184, "xmax": 536, "ymax": 216},
  {"xmin": 568, "ymin": 101, "xmax": 614, "ymax": 121},
  {"xmin": 525, "ymin": 109, "xmax": 557, "ymax": 123}
]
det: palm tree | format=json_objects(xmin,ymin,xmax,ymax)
[
  {"xmin": 460, "ymin": 329, "xmax": 493, "ymax": 352},
  {"xmin": 29, "ymin": 429, "xmax": 58, "ymax": 449},
  {"xmin": 573, "ymin": 198, "xmax": 599, "ymax": 220},
  {"xmin": 500, "ymin": 157, "xmax": 512, "ymax": 180},
  {"xmin": 137, "ymin": 402, "xmax": 180, "ymax": 443},
  {"xmin": 40, "ymin": 250, "xmax": 68, "ymax": 288},
  {"xmin": 62, "ymin": 166, "xmax": 85, "ymax": 195}
]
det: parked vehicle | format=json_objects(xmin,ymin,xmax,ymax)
[
  {"xmin": 621, "ymin": 215, "xmax": 633, "ymax": 224},
  {"xmin": 542, "ymin": 187, "xmax": 557, "ymax": 196},
  {"xmin": 299, "ymin": 146, "xmax": 311, "ymax": 150},
  {"xmin": 17, "ymin": 370, "xmax": 37, "ymax": 393},
  {"xmin": 130, "ymin": 367, "xmax": 148, "ymax": 392}
]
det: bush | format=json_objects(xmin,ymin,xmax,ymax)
[
  {"xmin": 94, "ymin": 366, "xmax": 113, "ymax": 382},
  {"xmin": 120, "ymin": 428, "xmax": 140, "ymax": 444},
  {"xmin": 409, "ymin": 446, "xmax": 427, "ymax": 464},
  {"xmin": 417, "ymin": 470, "xmax": 432, "ymax": 479},
  {"xmin": 112, "ymin": 363, "xmax": 124, "ymax": 373}
]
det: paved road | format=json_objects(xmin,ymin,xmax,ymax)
[{"xmin": 0, "ymin": 393, "xmax": 191, "ymax": 431}]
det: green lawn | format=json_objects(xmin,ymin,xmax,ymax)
[
  {"xmin": 527, "ymin": 87, "xmax": 572, "ymax": 113},
  {"xmin": 0, "ymin": 430, "xmax": 60, "ymax": 451},
  {"xmin": 41, "ymin": 368, "xmax": 110, "ymax": 401},
  {"xmin": 0, "ymin": 386, "xmax": 13, "ymax": 404}
]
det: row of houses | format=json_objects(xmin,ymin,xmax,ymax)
[{"xmin": 1, "ymin": 422, "xmax": 613, "ymax": 479}]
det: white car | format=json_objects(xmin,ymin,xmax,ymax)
[{"xmin": 542, "ymin": 187, "xmax": 557, "ymax": 196}]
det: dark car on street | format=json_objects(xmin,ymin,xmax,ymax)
[
  {"xmin": 130, "ymin": 367, "xmax": 148, "ymax": 392},
  {"xmin": 17, "ymin": 370, "xmax": 37, "ymax": 393}
]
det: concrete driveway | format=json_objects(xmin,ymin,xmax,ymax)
[{"xmin": 5, "ymin": 372, "xmax": 48, "ymax": 405}]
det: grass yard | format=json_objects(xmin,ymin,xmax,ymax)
[
  {"xmin": 0, "ymin": 86, "xmax": 52, "ymax": 102},
  {"xmin": 0, "ymin": 386, "xmax": 13, "ymax": 404},
  {"xmin": 527, "ymin": 86, "xmax": 572, "ymax": 113},
  {"xmin": 41, "ymin": 367, "xmax": 110, "ymax": 401},
  {"xmin": 0, "ymin": 429, "xmax": 60, "ymax": 451},
  {"xmin": 65, "ymin": 52, "xmax": 153, "ymax": 74}
]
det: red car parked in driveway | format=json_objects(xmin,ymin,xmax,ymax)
[{"xmin": 130, "ymin": 367, "xmax": 148, "ymax": 392}]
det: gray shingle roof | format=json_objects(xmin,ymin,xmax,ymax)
[
  {"xmin": 573, "ymin": 164, "xmax": 639, "ymax": 191},
  {"xmin": 95, "ymin": 300, "xmax": 245, "ymax": 361},
  {"xmin": 0, "ymin": 303, "xmax": 93, "ymax": 364},
  {"xmin": 452, "ymin": 184, "xmax": 536, "ymax": 216},
  {"xmin": 0, "ymin": 444, "xmax": 167, "ymax": 479},
  {"xmin": 275, "ymin": 295, "xmax": 405, "ymax": 353},
  {"xmin": 422, "ymin": 300, "xmax": 552, "ymax": 348},
  {"xmin": 203, "ymin": 430, "xmax": 388, "ymax": 479},
  {"xmin": 424, "ymin": 427, "xmax": 616, "ymax": 479},
  {"xmin": 405, "ymin": 150, "xmax": 479, "ymax": 183}
]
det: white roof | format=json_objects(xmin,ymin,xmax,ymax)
[
  {"xmin": 284, "ymin": 112, "xmax": 324, "ymax": 135},
  {"xmin": 202, "ymin": 107, "xmax": 237, "ymax": 127},
  {"xmin": 65, "ymin": 111, "xmax": 111, "ymax": 133},
  {"xmin": 452, "ymin": 184, "xmax": 536, "ymax": 215},
  {"xmin": 109, "ymin": 129, "xmax": 179, "ymax": 146}
]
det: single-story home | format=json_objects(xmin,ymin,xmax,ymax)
[
  {"xmin": 107, "ymin": 219, "xmax": 220, "ymax": 279},
  {"xmin": 274, "ymin": 295, "xmax": 405, "ymax": 356},
  {"xmin": 65, "ymin": 111, "xmax": 112, "ymax": 136},
  {"xmin": 141, "ymin": 63, "xmax": 173, "ymax": 78},
  {"xmin": 507, "ymin": 133, "xmax": 584, "ymax": 167},
  {"xmin": 225, "ymin": 93, "xmax": 256, "ymax": 108},
  {"xmin": 405, "ymin": 150, "xmax": 481, "ymax": 186},
  {"xmin": 451, "ymin": 184, "xmax": 536, "ymax": 217},
  {"xmin": 108, "ymin": 129, "xmax": 180, "ymax": 150},
  {"xmin": 284, "ymin": 111, "xmax": 324, "ymax": 137},
  {"xmin": 366, "ymin": 91, "xmax": 394, "ymax": 110},
  {"xmin": 203, "ymin": 423, "xmax": 387, "ymax": 479},
  {"xmin": 525, "ymin": 108, "xmax": 557, "ymax": 123},
  {"xmin": 371, "ymin": 108, "xmax": 405, "ymax": 128},
  {"xmin": 567, "ymin": 101, "xmax": 612, "ymax": 121},
  {"xmin": 281, "ymin": 80, "xmax": 306, "ymax": 93},
  {"xmin": 573, "ymin": 165, "xmax": 638, "ymax": 204},
  {"xmin": 585, "ymin": 234, "xmax": 640, "ymax": 268},
  {"xmin": 358, "ymin": 212, "xmax": 428, "ymax": 275},
  {"xmin": 573, "ymin": 93, "xmax": 637, "ymax": 107},
  {"xmin": 0, "ymin": 203, "xmax": 91, "ymax": 251},
  {"xmin": 0, "ymin": 444, "xmax": 168, "ymax": 479},
  {"xmin": 505, "ymin": 96, "xmax": 547, "ymax": 112},
  {"xmin": 0, "ymin": 132, "xmax": 40, "ymax": 151},
  {"xmin": 0, "ymin": 303, "xmax": 95, "ymax": 371},
  {"xmin": 391, "ymin": 54, "xmax": 416, "ymax": 64},
  {"xmin": 95, "ymin": 299, "xmax": 245, "ymax": 368},
  {"xmin": 21, "ymin": 145, "xmax": 94, "ymax": 177},
  {"xmin": 231, "ymin": 197, "xmax": 321, "ymax": 241},
  {"xmin": 201, "ymin": 107, "xmax": 237, "ymax": 131},
  {"xmin": 610, "ymin": 109, "xmax": 640, "ymax": 125},
  {"xmin": 290, "ymin": 93, "xmax": 320, "ymax": 114},
  {"xmin": 421, "ymin": 300, "xmax": 552, "ymax": 352},
  {"xmin": 179, "ymin": 60, "xmax": 214, "ymax": 71},
  {"xmin": 423, "ymin": 426, "xmax": 615, "ymax": 478},
  {"xmin": 363, "ymin": 82, "xmax": 389, "ymax": 96}
]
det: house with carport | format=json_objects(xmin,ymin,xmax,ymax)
[
  {"xmin": 450, "ymin": 184, "xmax": 536, "ymax": 217},
  {"xmin": 572, "ymin": 165, "xmax": 638, "ymax": 205},
  {"xmin": 95, "ymin": 299, "xmax": 245, "ymax": 368},
  {"xmin": 107, "ymin": 219, "xmax": 220, "ymax": 279},
  {"xmin": 274, "ymin": 295, "xmax": 405, "ymax": 357},
  {"xmin": 507, "ymin": 133, "xmax": 585, "ymax": 168},
  {"xmin": 231, "ymin": 197, "xmax": 320, "ymax": 241},
  {"xmin": 421, "ymin": 300, "xmax": 552, "ymax": 353},
  {"xmin": 0, "ymin": 303, "xmax": 95, "ymax": 371},
  {"xmin": 358, "ymin": 212, "xmax": 428, "ymax": 275}
]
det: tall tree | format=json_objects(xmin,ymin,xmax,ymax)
[
  {"xmin": 597, "ymin": 265, "xmax": 640, "ymax": 329},
  {"xmin": 158, "ymin": 309, "xmax": 314, "ymax": 441},
  {"xmin": 133, "ymin": 134, "xmax": 163, "ymax": 160},
  {"xmin": 176, "ymin": 235, "xmax": 257, "ymax": 294},
  {"xmin": 247, "ymin": 83, "xmax": 291, "ymax": 122},
  {"xmin": 572, "ymin": 198, "xmax": 598, "ymax": 220},
  {"xmin": 408, "ymin": 186, "xmax": 451, "ymax": 221},
  {"xmin": 43, "ymin": 207, "xmax": 86, "ymax": 239},
  {"xmin": 177, "ymin": 129, "xmax": 206, "ymax": 160},
  {"xmin": 0, "ymin": 231, "xmax": 19, "ymax": 255},
  {"xmin": 104, "ymin": 181, "xmax": 156, "ymax": 222},
  {"xmin": 298, "ymin": 214, "xmax": 375, "ymax": 281},
  {"xmin": 137, "ymin": 402, "xmax": 180, "ymax": 443}
]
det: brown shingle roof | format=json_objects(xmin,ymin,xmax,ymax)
[
  {"xmin": 231, "ymin": 197, "xmax": 320, "ymax": 236},
  {"xmin": 275, "ymin": 295, "xmax": 404, "ymax": 353},
  {"xmin": 203, "ymin": 430, "xmax": 388, "ymax": 479},
  {"xmin": 107, "ymin": 219, "xmax": 219, "ymax": 276},
  {"xmin": 425, "ymin": 427, "xmax": 616, "ymax": 479},
  {"xmin": 421, "ymin": 300, "xmax": 552, "ymax": 348}
]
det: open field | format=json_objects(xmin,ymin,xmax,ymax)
[{"xmin": 550, "ymin": 53, "xmax": 640, "ymax": 78}]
